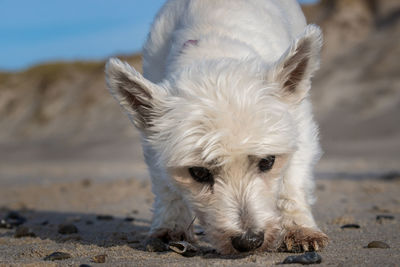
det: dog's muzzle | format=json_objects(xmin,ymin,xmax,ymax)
[{"xmin": 231, "ymin": 230, "xmax": 264, "ymax": 252}]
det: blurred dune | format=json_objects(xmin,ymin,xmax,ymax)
[
  {"xmin": 0, "ymin": 0, "xmax": 399, "ymax": 180},
  {"xmin": 0, "ymin": 55, "xmax": 142, "ymax": 143},
  {"xmin": 0, "ymin": 55, "xmax": 145, "ymax": 184},
  {"xmin": 304, "ymin": 0, "xmax": 400, "ymax": 172}
]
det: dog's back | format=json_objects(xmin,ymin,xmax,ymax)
[{"xmin": 143, "ymin": 0, "xmax": 307, "ymax": 83}]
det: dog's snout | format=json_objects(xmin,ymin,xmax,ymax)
[{"xmin": 231, "ymin": 230, "xmax": 264, "ymax": 252}]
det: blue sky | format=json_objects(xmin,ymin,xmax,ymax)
[{"xmin": 0, "ymin": 0, "xmax": 318, "ymax": 71}]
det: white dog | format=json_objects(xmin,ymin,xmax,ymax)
[{"xmin": 106, "ymin": 0, "xmax": 328, "ymax": 254}]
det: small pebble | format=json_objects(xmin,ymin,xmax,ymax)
[
  {"xmin": 0, "ymin": 211, "xmax": 26, "ymax": 229},
  {"xmin": 124, "ymin": 217, "xmax": 135, "ymax": 222},
  {"xmin": 6, "ymin": 211, "xmax": 24, "ymax": 220},
  {"xmin": 96, "ymin": 215, "xmax": 114, "ymax": 221},
  {"xmin": 366, "ymin": 241, "xmax": 390, "ymax": 249},
  {"xmin": 85, "ymin": 220, "xmax": 94, "ymax": 225},
  {"xmin": 340, "ymin": 224, "xmax": 360, "ymax": 229},
  {"xmin": 195, "ymin": 229, "xmax": 205, "ymax": 236},
  {"xmin": 79, "ymin": 265, "xmax": 91, "ymax": 267},
  {"xmin": 81, "ymin": 178, "xmax": 92, "ymax": 187},
  {"xmin": 0, "ymin": 219, "xmax": 13, "ymax": 229},
  {"xmin": 282, "ymin": 252, "xmax": 322, "ymax": 265},
  {"xmin": 169, "ymin": 241, "xmax": 198, "ymax": 257},
  {"xmin": 145, "ymin": 237, "xmax": 168, "ymax": 252},
  {"xmin": 381, "ymin": 171, "xmax": 400, "ymax": 181},
  {"xmin": 91, "ymin": 254, "xmax": 107, "ymax": 263},
  {"xmin": 58, "ymin": 223, "xmax": 78, "ymax": 234},
  {"xmin": 14, "ymin": 226, "xmax": 36, "ymax": 238},
  {"xmin": 376, "ymin": 215, "xmax": 394, "ymax": 222},
  {"xmin": 44, "ymin": 252, "xmax": 72, "ymax": 261},
  {"xmin": 316, "ymin": 184, "xmax": 326, "ymax": 191},
  {"xmin": 41, "ymin": 220, "xmax": 49, "ymax": 225}
]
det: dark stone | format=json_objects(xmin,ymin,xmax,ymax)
[
  {"xmin": 376, "ymin": 215, "xmax": 395, "ymax": 221},
  {"xmin": 91, "ymin": 254, "xmax": 107, "ymax": 263},
  {"xmin": 381, "ymin": 171, "xmax": 400, "ymax": 181},
  {"xmin": 58, "ymin": 223, "xmax": 78, "ymax": 234},
  {"xmin": 366, "ymin": 241, "xmax": 390, "ymax": 248},
  {"xmin": 79, "ymin": 265, "xmax": 92, "ymax": 267},
  {"xmin": 0, "ymin": 211, "xmax": 26, "ymax": 229},
  {"xmin": 41, "ymin": 220, "xmax": 49, "ymax": 225},
  {"xmin": 195, "ymin": 229, "xmax": 205, "ymax": 236},
  {"xmin": 14, "ymin": 226, "xmax": 36, "ymax": 238},
  {"xmin": 124, "ymin": 217, "xmax": 135, "ymax": 222},
  {"xmin": 44, "ymin": 252, "xmax": 72, "ymax": 261},
  {"xmin": 282, "ymin": 252, "xmax": 322, "ymax": 265},
  {"xmin": 81, "ymin": 178, "xmax": 92, "ymax": 187},
  {"xmin": 0, "ymin": 219, "xmax": 13, "ymax": 229},
  {"xmin": 96, "ymin": 215, "xmax": 114, "ymax": 220},
  {"xmin": 340, "ymin": 224, "xmax": 360, "ymax": 229},
  {"xmin": 7, "ymin": 211, "xmax": 21, "ymax": 219},
  {"xmin": 316, "ymin": 184, "xmax": 326, "ymax": 191},
  {"xmin": 85, "ymin": 220, "xmax": 94, "ymax": 225},
  {"xmin": 145, "ymin": 237, "xmax": 168, "ymax": 252}
]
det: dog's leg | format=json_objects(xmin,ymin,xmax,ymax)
[
  {"xmin": 149, "ymin": 180, "xmax": 195, "ymax": 243},
  {"xmin": 143, "ymin": 144, "xmax": 195, "ymax": 244},
  {"xmin": 277, "ymin": 154, "xmax": 328, "ymax": 252}
]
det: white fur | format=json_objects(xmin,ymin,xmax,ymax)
[{"xmin": 106, "ymin": 0, "xmax": 327, "ymax": 254}]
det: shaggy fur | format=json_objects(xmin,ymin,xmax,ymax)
[{"xmin": 106, "ymin": 0, "xmax": 328, "ymax": 254}]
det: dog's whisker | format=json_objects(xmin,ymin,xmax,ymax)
[{"xmin": 187, "ymin": 216, "xmax": 197, "ymax": 231}]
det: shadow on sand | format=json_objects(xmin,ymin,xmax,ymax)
[
  {"xmin": 0, "ymin": 209, "xmax": 150, "ymax": 249},
  {"xmin": 0, "ymin": 209, "xmax": 253, "ymax": 259}
]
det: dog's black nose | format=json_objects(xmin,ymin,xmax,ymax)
[{"xmin": 231, "ymin": 230, "xmax": 264, "ymax": 252}]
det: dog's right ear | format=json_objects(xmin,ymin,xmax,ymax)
[
  {"xmin": 268, "ymin": 25, "xmax": 322, "ymax": 104},
  {"xmin": 106, "ymin": 58, "xmax": 163, "ymax": 130}
]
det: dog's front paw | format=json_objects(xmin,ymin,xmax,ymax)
[{"xmin": 281, "ymin": 227, "xmax": 328, "ymax": 252}]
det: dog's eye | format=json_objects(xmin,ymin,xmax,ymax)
[
  {"xmin": 258, "ymin": 156, "xmax": 275, "ymax": 172},
  {"xmin": 188, "ymin": 167, "xmax": 214, "ymax": 184}
]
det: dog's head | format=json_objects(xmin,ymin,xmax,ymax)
[{"xmin": 106, "ymin": 25, "xmax": 322, "ymax": 254}]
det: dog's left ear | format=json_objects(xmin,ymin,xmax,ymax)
[{"xmin": 269, "ymin": 25, "xmax": 322, "ymax": 104}]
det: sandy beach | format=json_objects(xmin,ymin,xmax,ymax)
[{"xmin": 0, "ymin": 139, "xmax": 399, "ymax": 266}]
